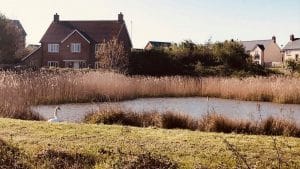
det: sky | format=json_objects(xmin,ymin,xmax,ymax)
[{"xmin": 0, "ymin": 0, "xmax": 299, "ymax": 48}]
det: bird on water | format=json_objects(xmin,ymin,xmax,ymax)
[{"xmin": 48, "ymin": 106, "xmax": 61, "ymax": 123}]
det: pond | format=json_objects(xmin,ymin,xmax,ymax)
[{"xmin": 32, "ymin": 97, "xmax": 300, "ymax": 124}]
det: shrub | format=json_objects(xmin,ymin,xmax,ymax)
[
  {"xmin": 261, "ymin": 117, "xmax": 300, "ymax": 137},
  {"xmin": 129, "ymin": 50, "xmax": 181, "ymax": 76},
  {"xmin": 85, "ymin": 110, "xmax": 300, "ymax": 137},
  {"xmin": 84, "ymin": 109, "xmax": 160, "ymax": 127},
  {"xmin": 285, "ymin": 59, "xmax": 298, "ymax": 73},
  {"xmin": 198, "ymin": 113, "xmax": 256, "ymax": 134},
  {"xmin": 212, "ymin": 41, "xmax": 248, "ymax": 69},
  {"xmin": 160, "ymin": 112, "xmax": 198, "ymax": 130}
]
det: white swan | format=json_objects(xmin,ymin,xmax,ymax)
[{"xmin": 48, "ymin": 106, "xmax": 61, "ymax": 123}]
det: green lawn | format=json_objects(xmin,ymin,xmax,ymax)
[{"xmin": 0, "ymin": 118, "xmax": 300, "ymax": 169}]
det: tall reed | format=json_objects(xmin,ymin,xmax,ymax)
[{"xmin": 0, "ymin": 70, "xmax": 299, "ymax": 119}]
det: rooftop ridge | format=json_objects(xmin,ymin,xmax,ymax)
[
  {"xmin": 149, "ymin": 41, "xmax": 172, "ymax": 43},
  {"xmin": 59, "ymin": 20, "xmax": 120, "ymax": 22},
  {"xmin": 241, "ymin": 39, "xmax": 272, "ymax": 42}
]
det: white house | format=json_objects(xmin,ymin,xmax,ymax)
[
  {"xmin": 282, "ymin": 34, "xmax": 300, "ymax": 62},
  {"xmin": 241, "ymin": 36, "xmax": 282, "ymax": 67},
  {"xmin": 248, "ymin": 44, "xmax": 265, "ymax": 65}
]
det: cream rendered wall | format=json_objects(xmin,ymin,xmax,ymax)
[
  {"xmin": 250, "ymin": 47, "xmax": 264, "ymax": 65},
  {"xmin": 284, "ymin": 49, "xmax": 300, "ymax": 61}
]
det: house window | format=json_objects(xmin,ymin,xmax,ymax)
[
  {"xmin": 48, "ymin": 44, "xmax": 59, "ymax": 53},
  {"xmin": 296, "ymin": 54, "xmax": 299, "ymax": 61},
  {"xmin": 48, "ymin": 61, "xmax": 59, "ymax": 68},
  {"xmin": 286, "ymin": 50, "xmax": 291, "ymax": 56},
  {"xmin": 71, "ymin": 43, "xmax": 81, "ymax": 53}
]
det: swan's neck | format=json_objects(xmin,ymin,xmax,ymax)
[{"xmin": 54, "ymin": 110, "xmax": 58, "ymax": 118}]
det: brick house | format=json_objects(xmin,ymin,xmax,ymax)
[
  {"xmin": 23, "ymin": 13, "xmax": 132, "ymax": 68},
  {"xmin": 241, "ymin": 36, "xmax": 282, "ymax": 67}
]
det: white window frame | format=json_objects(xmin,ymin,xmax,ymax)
[
  {"xmin": 48, "ymin": 44, "xmax": 59, "ymax": 53},
  {"xmin": 48, "ymin": 61, "xmax": 59, "ymax": 68},
  {"xmin": 286, "ymin": 50, "xmax": 291, "ymax": 56},
  {"xmin": 71, "ymin": 43, "xmax": 81, "ymax": 53}
]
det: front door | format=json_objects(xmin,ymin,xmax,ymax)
[{"xmin": 73, "ymin": 62, "xmax": 80, "ymax": 69}]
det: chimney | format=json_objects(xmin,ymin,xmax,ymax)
[
  {"xmin": 272, "ymin": 36, "xmax": 276, "ymax": 43},
  {"xmin": 54, "ymin": 13, "xmax": 59, "ymax": 23},
  {"xmin": 290, "ymin": 34, "xmax": 295, "ymax": 41},
  {"xmin": 118, "ymin": 12, "xmax": 124, "ymax": 22}
]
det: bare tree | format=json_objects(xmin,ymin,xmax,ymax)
[{"xmin": 95, "ymin": 37, "xmax": 128, "ymax": 72}]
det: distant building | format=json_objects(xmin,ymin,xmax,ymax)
[
  {"xmin": 241, "ymin": 36, "xmax": 282, "ymax": 67},
  {"xmin": 145, "ymin": 41, "xmax": 172, "ymax": 50},
  {"xmin": 23, "ymin": 13, "xmax": 132, "ymax": 69},
  {"xmin": 282, "ymin": 34, "xmax": 300, "ymax": 62}
]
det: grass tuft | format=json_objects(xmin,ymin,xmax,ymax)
[{"xmin": 261, "ymin": 117, "xmax": 300, "ymax": 137}]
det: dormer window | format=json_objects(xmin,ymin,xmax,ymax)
[
  {"xmin": 48, "ymin": 44, "xmax": 59, "ymax": 53},
  {"xmin": 71, "ymin": 43, "xmax": 81, "ymax": 53}
]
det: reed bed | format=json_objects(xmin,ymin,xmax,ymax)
[
  {"xmin": 0, "ymin": 70, "xmax": 299, "ymax": 119},
  {"xmin": 85, "ymin": 109, "xmax": 300, "ymax": 137}
]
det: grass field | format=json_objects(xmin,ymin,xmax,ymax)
[{"xmin": 0, "ymin": 118, "xmax": 300, "ymax": 169}]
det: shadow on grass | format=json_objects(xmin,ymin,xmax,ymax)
[
  {"xmin": 0, "ymin": 138, "xmax": 30, "ymax": 169},
  {"xmin": 35, "ymin": 149, "xmax": 96, "ymax": 169}
]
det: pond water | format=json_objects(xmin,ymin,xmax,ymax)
[{"xmin": 32, "ymin": 97, "xmax": 300, "ymax": 124}]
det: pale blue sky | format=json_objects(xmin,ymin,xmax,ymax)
[{"xmin": 0, "ymin": 0, "xmax": 299, "ymax": 48}]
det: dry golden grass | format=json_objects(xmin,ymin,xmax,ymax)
[{"xmin": 0, "ymin": 70, "xmax": 299, "ymax": 119}]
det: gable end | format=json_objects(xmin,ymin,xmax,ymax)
[{"xmin": 61, "ymin": 30, "xmax": 90, "ymax": 44}]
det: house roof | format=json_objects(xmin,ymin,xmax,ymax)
[
  {"xmin": 22, "ymin": 46, "xmax": 41, "ymax": 61},
  {"xmin": 283, "ymin": 38, "xmax": 300, "ymax": 50},
  {"xmin": 40, "ymin": 20, "xmax": 131, "ymax": 46},
  {"xmin": 146, "ymin": 41, "xmax": 172, "ymax": 48},
  {"xmin": 9, "ymin": 20, "xmax": 27, "ymax": 36},
  {"xmin": 241, "ymin": 40, "xmax": 273, "ymax": 52},
  {"xmin": 256, "ymin": 44, "xmax": 265, "ymax": 51}
]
